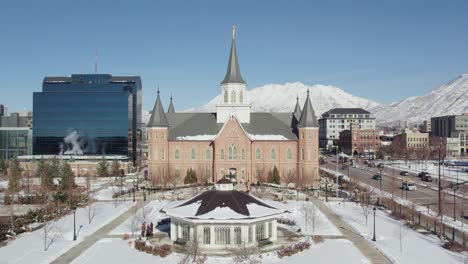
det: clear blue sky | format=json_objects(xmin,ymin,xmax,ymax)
[{"xmin": 1, "ymin": 0, "xmax": 468, "ymax": 112}]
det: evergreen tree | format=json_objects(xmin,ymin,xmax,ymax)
[
  {"xmin": 111, "ymin": 159, "xmax": 120, "ymax": 178},
  {"xmin": 268, "ymin": 166, "xmax": 281, "ymax": 185},
  {"xmin": 97, "ymin": 158, "xmax": 109, "ymax": 177},
  {"xmin": 184, "ymin": 168, "xmax": 197, "ymax": 184},
  {"xmin": 36, "ymin": 159, "xmax": 53, "ymax": 189},
  {"xmin": 59, "ymin": 160, "xmax": 75, "ymax": 191},
  {"xmin": 48, "ymin": 157, "xmax": 61, "ymax": 179},
  {"xmin": 8, "ymin": 157, "xmax": 22, "ymax": 193},
  {"xmin": 0, "ymin": 158, "xmax": 9, "ymax": 177}
]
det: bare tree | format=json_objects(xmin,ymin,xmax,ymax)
[
  {"xmin": 301, "ymin": 201, "xmax": 321, "ymax": 235},
  {"xmin": 232, "ymin": 241, "xmax": 262, "ymax": 264},
  {"xmin": 393, "ymin": 224, "xmax": 408, "ymax": 252},
  {"xmin": 7, "ymin": 157, "xmax": 22, "ymax": 234},
  {"xmin": 178, "ymin": 238, "xmax": 207, "ymax": 264},
  {"xmin": 360, "ymin": 187, "xmax": 376, "ymax": 226},
  {"xmin": 85, "ymin": 174, "xmax": 98, "ymax": 223}
]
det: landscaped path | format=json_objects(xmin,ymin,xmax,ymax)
[
  {"xmin": 50, "ymin": 194, "xmax": 153, "ymax": 264},
  {"xmin": 311, "ymin": 198, "xmax": 392, "ymax": 264}
]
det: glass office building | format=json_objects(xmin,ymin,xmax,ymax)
[
  {"xmin": 0, "ymin": 128, "xmax": 32, "ymax": 159},
  {"xmin": 33, "ymin": 74, "xmax": 142, "ymax": 163}
]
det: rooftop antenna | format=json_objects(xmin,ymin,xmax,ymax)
[{"xmin": 94, "ymin": 49, "xmax": 98, "ymax": 74}]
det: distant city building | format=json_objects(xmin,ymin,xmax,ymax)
[
  {"xmin": 399, "ymin": 120, "xmax": 408, "ymax": 130},
  {"xmin": 422, "ymin": 120, "xmax": 431, "ymax": 133},
  {"xmin": 393, "ymin": 130, "xmax": 429, "ymax": 150},
  {"xmin": 33, "ymin": 74, "xmax": 142, "ymax": 163},
  {"xmin": 445, "ymin": 137, "xmax": 461, "ymax": 158},
  {"xmin": 0, "ymin": 104, "xmax": 5, "ymax": 117},
  {"xmin": 318, "ymin": 108, "xmax": 375, "ymax": 149},
  {"xmin": 379, "ymin": 133, "xmax": 395, "ymax": 147},
  {"xmin": 0, "ymin": 111, "xmax": 33, "ymax": 159},
  {"xmin": 339, "ymin": 123, "xmax": 380, "ymax": 157},
  {"xmin": 431, "ymin": 114, "xmax": 468, "ymax": 156}
]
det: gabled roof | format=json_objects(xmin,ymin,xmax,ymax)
[
  {"xmin": 221, "ymin": 36, "xmax": 246, "ymax": 85},
  {"xmin": 167, "ymin": 94, "xmax": 175, "ymax": 114},
  {"xmin": 297, "ymin": 90, "xmax": 318, "ymax": 127},
  {"xmin": 147, "ymin": 91, "xmax": 169, "ymax": 127}
]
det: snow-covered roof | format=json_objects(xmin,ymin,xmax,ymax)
[{"xmin": 162, "ymin": 189, "xmax": 287, "ymax": 220}]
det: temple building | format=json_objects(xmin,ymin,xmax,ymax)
[{"xmin": 147, "ymin": 27, "xmax": 319, "ymax": 187}]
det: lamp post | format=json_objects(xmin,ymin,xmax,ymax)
[
  {"xmin": 372, "ymin": 207, "xmax": 377, "ymax": 242},
  {"xmin": 133, "ymin": 180, "xmax": 136, "ymax": 202},
  {"xmin": 333, "ymin": 145, "xmax": 339, "ymax": 198},
  {"xmin": 72, "ymin": 204, "xmax": 77, "ymax": 241},
  {"xmin": 378, "ymin": 166, "xmax": 383, "ymax": 191}
]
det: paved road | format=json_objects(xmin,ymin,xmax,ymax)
[{"xmin": 323, "ymin": 160, "xmax": 468, "ymax": 225}]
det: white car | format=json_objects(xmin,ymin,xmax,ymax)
[{"xmin": 402, "ymin": 182, "xmax": 417, "ymax": 191}]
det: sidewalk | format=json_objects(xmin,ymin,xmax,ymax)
[
  {"xmin": 311, "ymin": 198, "xmax": 392, "ymax": 264},
  {"xmin": 50, "ymin": 195, "xmax": 155, "ymax": 264}
]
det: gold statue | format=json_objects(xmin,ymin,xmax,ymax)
[{"xmin": 232, "ymin": 25, "xmax": 236, "ymax": 39}]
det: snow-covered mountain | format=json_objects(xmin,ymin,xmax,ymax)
[
  {"xmin": 372, "ymin": 74, "xmax": 468, "ymax": 125},
  {"xmin": 194, "ymin": 82, "xmax": 379, "ymax": 116}
]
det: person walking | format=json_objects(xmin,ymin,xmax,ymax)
[{"xmin": 141, "ymin": 222, "xmax": 146, "ymax": 237}]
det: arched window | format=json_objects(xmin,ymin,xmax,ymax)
[
  {"xmin": 239, "ymin": 91, "xmax": 243, "ymax": 103},
  {"xmin": 256, "ymin": 148, "xmax": 261, "ymax": 160},
  {"xmin": 205, "ymin": 149, "xmax": 211, "ymax": 160},
  {"xmin": 231, "ymin": 91, "xmax": 236, "ymax": 103},
  {"xmin": 234, "ymin": 227, "xmax": 242, "ymax": 244},
  {"xmin": 301, "ymin": 148, "xmax": 304, "ymax": 160},
  {"xmin": 287, "ymin": 148, "xmax": 292, "ymax": 159},
  {"xmin": 228, "ymin": 145, "xmax": 233, "ymax": 160},
  {"xmin": 271, "ymin": 149, "xmax": 276, "ymax": 160},
  {"xmin": 224, "ymin": 91, "xmax": 228, "ymax": 103},
  {"xmin": 191, "ymin": 148, "xmax": 196, "ymax": 160},
  {"xmin": 233, "ymin": 145, "xmax": 237, "ymax": 159},
  {"xmin": 221, "ymin": 149, "xmax": 225, "ymax": 159},
  {"xmin": 161, "ymin": 149, "xmax": 165, "ymax": 160},
  {"xmin": 175, "ymin": 149, "xmax": 179, "ymax": 160},
  {"xmin": 203, "ymin": 227, "xmax": 211, "ymax": 245},
  {"xmin": 241, "ymin": 148, "xmax": 246, "ymax": 160}
]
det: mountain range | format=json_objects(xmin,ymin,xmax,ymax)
[{"xmin": 143, "ymin": 74, "xmax": 468, "ymax": 126}]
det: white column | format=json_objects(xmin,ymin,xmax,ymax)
[
  {"xmin": 264, "ymin": 222, "xmax": 268, "ymax": 240},
  {"xmin": 210, "ymin": 225, "xmax": 215, "ymax": 246},
  {"xmin": 170, "ymin": 222, "xmax": 176, "ymax": 241},
  {"xmin": 189, "ymin": 225, "xmax": 194, "ymax": 242},
  {"xmin": 272, "ymin": 220, "xmax": 277, "ymax": 241},
  {"xmin": 230, "ymin": 226, "xmax": 235, "ymax": 245},
  {"xmin": 242, "ymin": 225, "xmax": 248, "ymax": 243},
  {"xmin": 252, "ymin": 224, "xmax": 256, "ymax": 242},
  {"xmin": 177, "ymin": 224, "xmax": 182, "ymax": 240}
]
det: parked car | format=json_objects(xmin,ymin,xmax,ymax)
[
  {"xmin": 421, "ymin": 174, "xmax": 433, "ymax": 182},
  {"xmin": 418, "ymin": 172, "xmax": 429, "ymax": 178},
  {"xmin": 364, "ymin": 160, "xmax": 369, "ymax": 165},
  {"xmin": 402, "ymin": 181, "xmax": 417, "ymax": 191},
  {"xmin": 372, "ymin": 174, "xmax": 382, "ymax": 180},
  {"xmin": 377, "ymin": 163, "xmax": 385, "ymax": 169},
  {"xmin": 400, "ymin": 171, "xmax": 409, "ymax": 176},
  {"xmin": 368, "ymin": 162, "xmax": 376, "ymax": 168}
]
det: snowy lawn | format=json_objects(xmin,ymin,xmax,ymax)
[
  {"xmin": 71, "ymin": 237, "xmax": 369, "ymax": 264},
  {"xmin": 91, "ymin": 185, "xmax": 129, "ymax": 201},
  {"xmin": 0, "ymin": 201, "xmax": 133, "ymax": 264},
  {"xmin": 111, "ymin": 200, "xmax": 171, "ymax": 235},
  {"xmin": 327, "ymin": 201, "xmax": 467, "ymax": 264}
]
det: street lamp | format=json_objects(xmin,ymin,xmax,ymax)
[
  {"xmin": 378, "ymin": 167, "xmax": 383, "ymax": 191},
  {"xmin": 133, "ymin": 180, "xmax": 136, "ymax": 202},
  {"xmin": 71, "ymin": 204, "xmax": 77, "ymax": 241},
  {"xmin": 372, "ymin": 207, "xmax": 377, "ymax": 242}
]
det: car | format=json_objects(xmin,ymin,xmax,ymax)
[
  {"xmin": 421, "ymin": 174, "xmax": 433, "ymax": 182},
  {"xmin": 377, "ymin": 163, "xmax": 385, "ymax": 169},
  {"xmin": 364, "ymin": 160, "xmax": 369, "ymax": 165},
  {"xmin": 400, "ymin": 171, "xmax": 409, "ymax": 176},
  {"xmin": 372, "ymin": 174, "xmax": 382, "ymax": 180},
  {"xmin": 368, "ymin": 162, "xmax": 376, "ymax": 168},
  {"xmin": 402, "ymin": 181, "xmax": 417, "ymax": 191},
  {"xmin": 418, "ymin": 172, "xmax": 429, "ymax": 178}
]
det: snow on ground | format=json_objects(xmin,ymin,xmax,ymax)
[
  {"xmin": 111, "ymin": 200, "xmax": 170, "ymax": 235},
  {"xmin": 327, "ymin": 201, "xmax": 467, "ymax": 264},
  {"xmin": 0, "ymin": 179, "xmax": 8, "ymax": 189},
  {"xmin": 91, "ymin": 185, "xmax": 129, "ymax": 201},
  {"xmin": 71, "ymin": 237, "xmax": 369, "ymax": 264},
  {"xmin": 0, "ymin": 201, "xmax": 133, "ymax": 264},
  {"xmin": 74, "ymin": 177, "xmax": 114, "ymax": 190}
]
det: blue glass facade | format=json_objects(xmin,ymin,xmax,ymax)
[{"xmin": 33, "ymin": 74, "xmax": 142, "ymax": 162}]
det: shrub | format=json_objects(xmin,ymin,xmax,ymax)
[
  {"xmin": 122, "ymin": 233, "xmax": 130, "ymax": 240},
  {"xmin": 312, "ymin": 235, "xmax": 324, "ymax": 244},
  {"xmin": 277, "ymin": 218, "xmax": 296, "ymax": 226},
  {"xmin": 276, "ymin": 241, "xmax": 311, "ymax": 258},
  {"xmin": 442, "ymin": 241, "xmax": 465, "ymax": 253}
]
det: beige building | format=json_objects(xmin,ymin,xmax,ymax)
[
  {"xmin": 147, "ymin": 29, "xmax": 319, "ymax": 187},
  {"xmin": 394, "ymin": 130, "xmax": 429, "ymax": 150}
]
